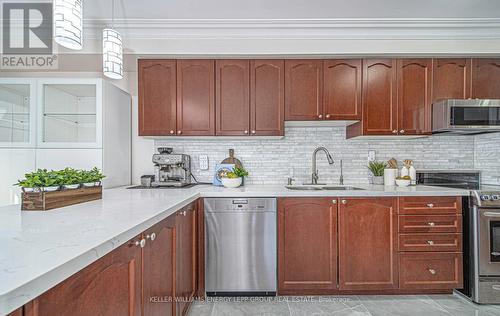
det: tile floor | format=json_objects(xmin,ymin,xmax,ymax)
[{"xmin": 188, "ymin": 294, "xmax": 500, "ymax": 316}]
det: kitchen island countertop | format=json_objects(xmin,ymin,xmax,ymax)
[{"xmin": 0, "ymin": 184, "xmax": 469, "ymax": 314}]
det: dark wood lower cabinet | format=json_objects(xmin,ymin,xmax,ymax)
[
  {"xmin": 26, "ymin": 236, "xmax": 143, "ymax": 316},
  {"xmin": 278, "ymin": 197, "xmax": 337, "ymax": 292},
  {"xmin": 338, "ymin": 198, "xmax": 398, "ymax": 290},
  {"xmin": 143, "ymin": 217, "xmax": 176, "ymax": 316},
  {"xmin": 175, "ymin": 203, "xmax": 197, "ymax": 316}
]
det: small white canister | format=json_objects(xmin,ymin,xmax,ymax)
[{"xmin": 384, "ymin": 168, "xmax": 398, "ymax": 186}]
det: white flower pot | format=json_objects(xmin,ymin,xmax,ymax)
[
  {"xmin": 221, "ymin": 177, "xmax": 243, "ymax": 188},
  {"xmin": 22, "ymin": 187, "xmax": 39, "ymax": 193},
  {"xmin": 63, "ymin": 184, "xmax": 80, "ymax": 189},
  {"xmin": 83, "ymin": 182, "xmax": 101, "ymax": 187},
  {"xmin": 42, "ymin": 186, "xmax": 60, "ymax": 192}
]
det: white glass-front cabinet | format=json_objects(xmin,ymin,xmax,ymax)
[
  {"xmin": 37, "ymin": 79, "xmax": 103, "ymax": 148},
  {"xmin": 0, "ymin": 79, "xmax": 36, "ymax": 147}
]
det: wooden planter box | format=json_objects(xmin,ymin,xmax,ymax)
[{"xmin": 21, "ymin": 186, "xmax": 102, "ymax": 211}]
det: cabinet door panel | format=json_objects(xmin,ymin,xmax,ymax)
[
  {"xmin": 285, "ymin": 60, "xmax": 323, "ymax": 120},
  {"xmin": 176, "ymin": 204, "xmax": 197, "ymax": 316},
  {"xmin": 177, "ymin": 60, "xmax": 215, "ymax": 136},
  {"xmin": 215, "ymin": 60, "xmax": 250, "ymax": 136},
  {"xmin": 29, "ymin": 238, "xmax": 142, "ymax": 316},
  {"xmin": 398, "ymin": 59, "xmax": 432, "ymax": 135},
  {"xmin": 432, "ymin": 58, "xmax": 471, "ymax": 103},
  {"xmin": 338, "ymin": 198, "xmax": 398, "ymax": 290},
  {"xmin": 250, "ymin": 60, "xmax": 285, "ymax": 136},
  {"xmin": 278, "ymin": 197, "xmax": 337, "ymax": 291},
  {"xmin": 362, "ymin": 59, "xmax": 398, "ymax": 135},
  {"xmin": 472, "ymin": 58, "xmax": 500, "ymax": 99},
  {"xmin": 138, "ymin": 60, "xmax": 176, "ymax": 136},
  {"xmin": 323, "ymin": 59, "xmax": 362, "ymax": 120},
  {"xmin": 143, "ymin": 217, "xmax": 176, "ymax": 316}
]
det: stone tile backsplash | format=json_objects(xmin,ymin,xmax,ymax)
[
  {"xmin": 474, "ymin": 133, "xmax": 500, "ymax": 185},
  {"xmin": 154, "ymin": 127, "xmax": 477, "ymax": 185}
]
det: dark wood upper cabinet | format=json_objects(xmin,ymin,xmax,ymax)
[
  {"xmin": 278, "ymin": 197, "xmax": 337, "ymax": 292},
  {"xmin": 215, "ymin": 60, "xmax": 250, "ymax": 136},
  {"xmin": 285, "ymin": 60, "xmax": 323, "ymax": 120},
  {"xmin": 338, "ymin": 198, "xmax": 398, "ymax": 290},
  {"xmin": 362, "ymin": 59, "xmax": 398, "ymax": 135},
  {"xmin": 26, "ymin": 236, "xmax": 142, "ymax": 316},
  {"xmin": 323, "ymin": 59, "xmax": 362, "ymax": 120},
  {"xmin": 397, "ymin": 59, "xmax": 433, "ymax": 135},
  {"xmin": 176, "ymin": 60, "xmax": 215, "ymax": 136},
  {"xmin": 143, "ymin": 217, "xmax": 176, "ymax": 316},
  {"xmin": 250, "ymin": 60, "xmax": 285, "ymax": 136},
  {"xmin": 471, "ymin": 58, "xmax": 500, "ymax": 99},
  {"xmin": 432, "ymin": 58, "xmax": 471, "ymax": 103},
  {"xmin": 175, "ymin": 204, "xmax": 197, "ymax": 316},
  {"xmin": 138, "ymin": 60, "xmax": 177, "ymax": 136}
]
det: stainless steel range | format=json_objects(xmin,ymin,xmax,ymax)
[
  {"xmin": 470, "ymin": 189, "xmax": 500, "ymax": 303},
  {"xmin": 418, "ymin": 170, "xmax": 500, "ymax": 304}
]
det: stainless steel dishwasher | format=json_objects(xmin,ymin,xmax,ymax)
[{"xmin": 204, "ymin": 198, "xmax": 277, "ymax": 296}]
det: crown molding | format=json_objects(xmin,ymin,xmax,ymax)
[{"xmin": 83, "ymin": 18, "xmax": 500, "ymax": 40}]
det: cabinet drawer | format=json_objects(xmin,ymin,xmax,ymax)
[
  {"xmin": 399, "ymin": 215, "xmax": 462, "ymax": 233},
  {"xmin": 399, "ymin": 252, "xmax": 463, "ymax": 289},
  {"xmin": 399, "ymin": 197, "xmax": 462, "ymax": 215},
  {"xmin": 399, "ymin": 233, "xmax": 462, "ymax": 252}
]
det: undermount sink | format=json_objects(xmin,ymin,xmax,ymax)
[
  {"xmin": 285, "ymin": 185, "xmax": 365, "ymax": 191},
  {"xmin": 285, "ymin": 186, "xmax": 323, "ymax": 190},
  {"xmin": 321, "ymin": 186, "xmax": 364, "ymax": 191}
]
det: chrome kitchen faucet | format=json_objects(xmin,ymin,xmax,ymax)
[{"xmin": 306, "ymin": 147, "xmax": 334, "ymax": 185}]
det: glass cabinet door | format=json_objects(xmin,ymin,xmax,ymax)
[
  {"xmin": 38, "ymin": 79, "xmax": 102, "ymax": 148},
  {"xmin": 0, "ymin": 80, "xmax": 36, "ymax": 147}
]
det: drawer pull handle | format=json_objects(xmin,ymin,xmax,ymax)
[
  {"xmin": 492, "ymin": 252, "xmax": 500, "ymax": 256},
  {"xmin": 492, "ymin": 285, "xmax": 500, "ymax": 291},
  {"xmin": 341, "ymin": 200, "xmax": 347, "ymax": 205},
  {"xmin": 427, "ymin": 240, "xmax": 434, "ymax": 245},
  {"xmin": 146, "ymin": 233, "xmax": 156, "ymax": 241},
  {"xmin": 428, "ymin": 268, "xmax": 436, "ymax": 275},
  {"xmin": 427, "ymin": 222, "xmax": 435, "ymax": 226},
  {"xmin": 332, "ymin": 200, "xmax": 337, "ymax": 204},
  {"xmin": 133, "ymin": 239, "xmax": 146, "ymax": 248},
  {"xmin": 427, "ymin": 203, "xmax": 434, "ymax": 208}
]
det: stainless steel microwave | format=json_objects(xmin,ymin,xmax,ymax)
[{"xmin": 432, "ymin": 99, "xmax": 500, "ymax": 135}]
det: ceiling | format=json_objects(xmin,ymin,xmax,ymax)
[{"xmin": 85, "ymin": 0, "xmax": 500, "ymax": 20}]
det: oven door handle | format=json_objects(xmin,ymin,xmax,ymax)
[{"xmin": 482, "ymin": 211, "xmax": 500, "ymax": 218}]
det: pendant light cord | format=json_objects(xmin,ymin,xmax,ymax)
[{"xmin": 111, "ymin": 0, "xmax": 115, "ymax": 29}]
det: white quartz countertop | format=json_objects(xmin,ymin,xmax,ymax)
[{"xmin": 0, "ymin": 184, "xmax": 468, "ymax": 314}]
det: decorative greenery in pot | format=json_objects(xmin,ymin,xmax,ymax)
[
  {"xmin": 367, "ymin": 161, "xmax": 387, "ymax": 185},
  {"xmin": 15, "ymin": 167, "xmax": 105, "ymax": 192},
  {"xmin": 221, "ymin": 166, "xmax": 249, "ymax": 188}
]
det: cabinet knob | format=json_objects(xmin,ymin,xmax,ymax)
[
  {"xmin": 169, "ymin": 130, "xmax": 174, "ymax": 134},
  {"xmin": 428, "ymin": 268, "xmax": 436, "ymax": 275},
  {"xmin": 134, "ymin": 238, "xmax": 146, "ymax": 248},
  {"xmin": 146, "ymin": 233, "xmax": 156, "ymax": 241},
  {"xmin": 326, "ymin": 114, "xmax": 330, "ymax": 119},
  {"xmin": 177, "ymin": 130, "xmax": 182, "ymax": 135},
  {"xmin": 341, "ymin": 199, "xmax": 347, "ymax": 205},
  {"xmin": 427, "ymin": 222, "xmax": 435, "ymax": 227},
  {"xmin": 427, "ymin": 203, "xmax": 434, "ymax": 208},
  {"xmin": 332, "ymin": 199, "xmax": 337, "ymax": 204},
  {"xmin": 244, "ymin": 130, "xmax": 249, "ymax": 134},
  {"xmin": 251, "ymin": 130, "xmax": 256, "ymax": 134},
  {"xmin": 392, "ymin": 130, "xmax": 398, "ymax": 134},
  {"xmin": 318, "ymin": 114, "xmax": 323, "ymax": 119},
  {"xmin": 427, "ymin": 240, "xmax": 434, "ymax": 245},
  {"xmin": 400, "ymin": 129, "xmax": 405, "ymax": 134}
]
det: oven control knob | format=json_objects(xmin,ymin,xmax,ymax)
[
  {"xmin": 481, "ymin": 195, "xmax": 491, "ymax": 201},
  {"xmin": 492, "ymin": 195, "xmax": 500, "ymax": 200}
]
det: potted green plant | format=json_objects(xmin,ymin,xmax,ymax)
[
  {"xmin": 60, "ymin": 168, "xmax": 82, "ymax": 189},
  {"xmin": 15, "ymin": 169, "xmax": 61, "ymax": 192},
  {"xmin": 81, "ymin": 167, "xmax": 105, "ymax": 187},
  {"xmin": 368, "ymin": 161, "xmax": 387, "ymax": 185},
  {"xmin": 221, "ymin": 166, "xmax": 249, "ymax": 188}
]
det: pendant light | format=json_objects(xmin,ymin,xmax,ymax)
[
  {"xmin": 53, "ymin": 0, "xmax": 83, "ymax": 50},
  {"xmin": 102, "ymin": 0, "xmax": 123, "ymax": 79}
]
